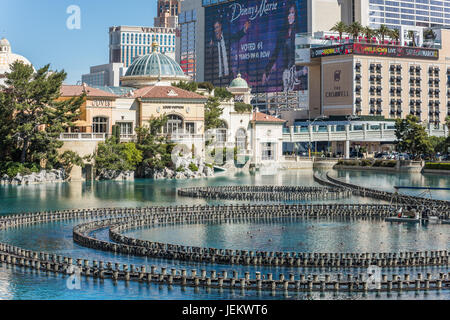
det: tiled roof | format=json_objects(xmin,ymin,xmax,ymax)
[
  {"xmin": 60, "ymin": 85, "xmax": 117, "ymax": 98},
  {"xmin": 252, "ymin": 112, "xmax": 286, "ymax": 123},
  {"xmin": 132, "ymin": 86, "xmax": 207, "ymax": 100}
]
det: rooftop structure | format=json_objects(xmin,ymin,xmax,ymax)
[
  {"xmin": 121, "ymin": 42, "xmax": 189, "ymax": 88},
  {"xmin": 0, "ymin": 38, "xmax": 34, "ymax": 85}
]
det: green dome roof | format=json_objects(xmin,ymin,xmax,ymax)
[
  {"xmin": 229, "ymin": 74, "xmax": 249, "ymax": 88},
  {"xmin": 125, "ymin": 51, "xmax": 185, "ymax": 78}
]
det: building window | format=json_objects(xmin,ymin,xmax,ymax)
[
  {"xmin": 118, "ymin": 122, "xmax": 133, "ymax": 136},
  {"xmin": 185, "ymin": 122, "xmax": 195, "ymax": 134},
  {"xmin": 216, "ymin": 129, "xmax": 227, "ymax": 143},
  {"xmin": 164, "ymin": 114, "xmax": 183, "ymax": 134},
  {"xmin": 236, "ymin": 129, "xmax": 247, "ymax": 150},
  {"xmin": 93, "ymin": 117, "xmax": 108, "ymax": 133},
  {"xmin": 262, "ymin": 143, "xmax": 275, "ymax": 161}
]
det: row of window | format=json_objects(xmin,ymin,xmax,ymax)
[
  {"xmin": 121, "ymin": 45, "xmax": 174, "ymax": 67},
  {"xmin": 354, "ymin": 62, "xmax": 449, "ymax": 121},
  {"xmin": 89, "ymin": 116, "xmax": 196, "ymax": 135},
  {"xmin": 121, "ymin": 33, "xmax": 175, "ymax": 46}
]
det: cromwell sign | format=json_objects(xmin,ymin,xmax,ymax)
[
  {"xmin": 353, "ymin": 43, "xmax": 439, "ymax": 59},
  {"xmin": 323, "ymin": 61, "xmax": 353, "ymax": 106}
]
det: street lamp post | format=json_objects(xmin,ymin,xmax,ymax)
[
  {"xmin": 308, "ymin": 115, "xmax": 328, "ymax": 158},
  {"xmin": 345, "ymin": 114, "xmax": 360, "ymax": 158}
]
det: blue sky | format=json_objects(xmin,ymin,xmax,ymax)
[{"xmin": 0, "ymin": 0, "xmax": 157, "ymax": 84}]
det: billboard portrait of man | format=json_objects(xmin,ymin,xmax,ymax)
[
  {"xmin": 208, "ymin": 19, "xmax": 250, "ymax": 83},
  {"xmin": 204, "ymin": 0, "xmax": 308, "ymax": 93}
]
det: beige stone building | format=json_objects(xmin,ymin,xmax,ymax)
[{"xmin": 300, "ymin": 29, "xmax": 450, "ymax": 125}]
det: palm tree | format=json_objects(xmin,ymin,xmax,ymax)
[
  {"xmin": 362, "ymin": 26, "xmax": 375, "ymax": 43},
  {"xmin": 423, "ymin": 28, "xmax": 436, "ymax": 41},
  {"xmin": 331, "ymin": 21, "xmax": 347, "ymax": 43},
  {"xmin": 376, "ymin": 24, "xmax": 391, "ymax": 44},
  {"xmin": 407, "ymin": 30, "xmax": 417, "ymax": 47},
  {"xmin": 389, "ymin": 28, "xmax": 400, "ymax": 44},
  {"xmin": 445, "ymin": 116, "xmax": 450, "ymax": 130},
  {"xmin": 346, "ymin": 21, "xmax": 363, "ymax": 43}
]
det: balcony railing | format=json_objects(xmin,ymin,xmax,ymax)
[
  {"xmin": 59, "ymin": 133, "xmax": 136, "ymax": 141},
  {"xmin": 167, "ymin": 133, "xmax": 204, "ymax": 141}
]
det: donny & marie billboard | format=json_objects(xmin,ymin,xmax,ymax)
[{"xmin": 204, "ymin": 0, "xmax": 308, "ymax": 93}]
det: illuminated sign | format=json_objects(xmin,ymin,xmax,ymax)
[
  {"xmin": 352, "ymin": 43, "xmax": 439, "ymax": 60},
  {"xmin": 163, "ymin": 106, "xmax": 184, "ymax": 110},
  {"xmin": 323, "ymin": 62, "xmax": 353, "ymax": 106},
  {"xmin": 310, "ymin": 43, "xmax": 439, "ymax": 60},
  {"xmin": 204, "ymin": 0, "xmax": 308, "ymax": 93},
  {"xmin": 311, "ymin": 44, "xmax": 353, "ymax": 58},
  {"xmin": 87, "ymin": 100, "xmax": 113, "ymax": 107}
]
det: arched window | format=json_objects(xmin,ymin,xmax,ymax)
[
  {"xmin": 235, "ymin": 128, "xmax": 247, "ymax": 150},
  {"xmin": 216, "ymin": 121, "xmax": 228, "ymax": 143},
  {"xmin": 164, "ymin": 114, "xmax": 184, "ymax": 134},
  {"xmin": 92, "ymin": 117, "xmax": 108, "ymax": 133}
]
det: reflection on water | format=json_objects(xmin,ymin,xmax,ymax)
[
  {"xmin": 126, "ymin": 218, "xmax": 450, "ymax": 253},
  {"xmin": 0, "ymin": 169, "xmax": 449, "ymax": 300},
  {"xmin": 335, "ymin": 169, "xmax": 450, "ymax": 200}
]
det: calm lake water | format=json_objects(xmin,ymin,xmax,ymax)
[{"xmin": 0, "ymin": 169, "xmax": 448, "ymax": 300}]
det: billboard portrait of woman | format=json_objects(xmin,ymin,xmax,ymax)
[{"xmin": 262, "ymin": 0, "xmax": 307, "ymax": 92}]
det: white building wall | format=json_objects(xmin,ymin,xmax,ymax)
[
  {"xmin": 309, "ymin": 0, "xmax": 345, "ymax": 33},
  {"xmin": 112, "ymin": 98, "xmax": 137, "ymax": 129},
  {"xmin": 219, "ymin": 102, "xmax": 252, "ymax": 152},
  {"xmin": 250, "ymin": 123, "xmax": 284, "ymax": 165}
]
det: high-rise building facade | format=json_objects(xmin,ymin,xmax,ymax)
[
  {"xmin": 178, "ymin": 6, "xmax": 198, "ymax": 79},
  {"xmin": 366, "ymin": 0, "xmax": 450, "ymax": 29},
  {"xmin": 109, "ymin": 26, "xmax": 176, "ymax": 68},
  {"xmin": 81, "ymin": 63, "xmax": 127, "ymax": 87},
  {"xmin": 155, "ymin": 0, "xmax": 183, "ymax": 28},
  {"xmin": 338, "ymin": 0, "xmax": 450, "ymax": 30},
  {"xmin": 177, "ymin": 0, "xmax": 350, "ymax": 111}
]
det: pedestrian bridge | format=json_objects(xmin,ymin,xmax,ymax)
[{"xmin": 282, "ymin": 122, "xmax": 448, "ymax": 143}]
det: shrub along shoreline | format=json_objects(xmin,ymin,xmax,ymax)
[{"xmin": 424, "ymin": 162, "xmax": 450, "ymax": 171}]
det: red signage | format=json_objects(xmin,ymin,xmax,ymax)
[
  {"xmin": 353, "ymin": 43, "xmax": 438, "ymax": 60},
  {"xmin": 310, "ymin": 43, "xmax": 439, "ymax": 60}
]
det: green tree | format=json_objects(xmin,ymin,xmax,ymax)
[
  {"xmin": 395, "ymin": 115, "xmax": 433, "ymax": 158},
  {"xmin": 0, "ymin": 61, "xmax": 83, "ymax": 168},
  {"xmin": 94, "ymin": 138, "xmax": 142, "ymax": 171},
  {"xmin": 234, "ymin": 102, "xmax": 253, "ymax": 113},
  {"xmin": 376, "ymin": 24, "xmax": 391, "ymax": 43},
  {"xmin": 204, "ymin": 97, "xmax": 224, "ymax": 130},
  {"xmin": 135, "ymin": 115, "xmax": 176, "ymax": 170},
  {"xmin": 423, "ymin": 28, "xmax": 437, "ymax": 41},
  {"xmin": 214, "ymin": 87, "xmax": 233, "ymax": 101},
  {"xmin": 171, "ymin": 81, "xmax": 198, "ymax": 92},
  {"xmin": 330, "ymin": 21, "xmax": 347, "ymax": 43},
  {"xmin": 58, "ymin": 150, "xmax": 85, "ymax": 174},
  {"xmin": 362, "ymin": 26, "xmax": 375, "ymax": 43},
  {"xmin": 389, "ymin": 28, "xmax": 400, "ymax": 43},
  {"xmin": 407, "ymin": 30, "xmax": 417, "ymax": 47},
  {"xmin": 428, "ymin": 136, "xmax": 448, "ymax": 155},
  {"xmin": 346, "ymin": 21, "xmax": 363, "ymax": 42},
  {"xmin": 197, "ymin": 82, "xmax": 214, "ymax": 93}
]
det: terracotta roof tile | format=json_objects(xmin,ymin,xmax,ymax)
[
  {"xmin": 133, "ymin": 86, "xmax": 207, "ymax": 100},
  {"xmin": 252, "ymin": 112, "xmax": 286, "ymax": 123},
  {"xmin": 60, "ymin": 85, "xmax": 117, "ymax": 98}
]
